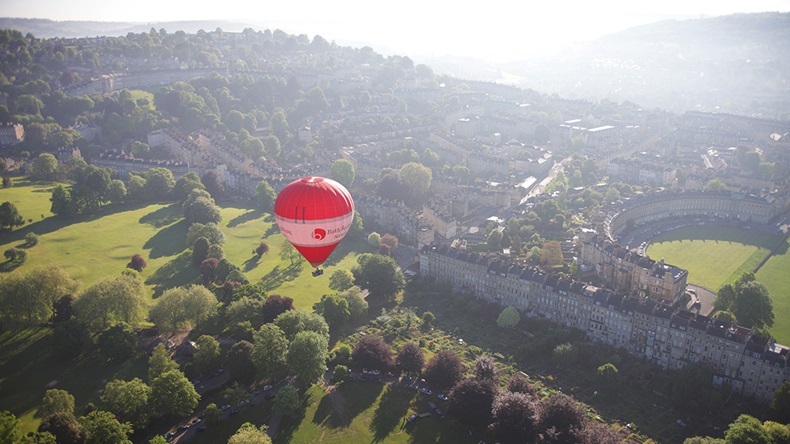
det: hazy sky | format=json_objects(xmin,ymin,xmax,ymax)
[{"xmin": 5, "ymin": 0, "xmax": 790, "ymax": 61}]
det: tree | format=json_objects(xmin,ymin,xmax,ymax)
[
  {"xmin": 79, "ymin": 410, "xmax": 133, "ymax": 444},
  {"xmin": 380, "ymin": 233, "xmax": 399, "ymax": 251},
  {"xmin": 174, "ymin": 173, "xmax": 205, "ymax": 201},
  {"xmin": 144, "ymin": 167, "xmax": 175, "ymax": 200},
  {"xmin": 29, "ymin": 153, "xmax": 58, "ymax": 181},
  {"xmin": 203, "ymin": 403, "xmax": 222, "ymax": 425},
  {"xmin": 97, "ymin": 322, "xmax": 138, "ymax": 361},
  {"xmin": 732, "ymin": 281, "xmax": 774, "ymax": 329},
  {"xmin": 273, "ymin": 385, "xmax": 301, "ymax": 416},
  {"xmin": 184, "ymin": 196, "xmax": 222, "ymax": 225},
  {"xmin": 552, "ymin": 342, "xmax": 579, "ymax": 367},
  {"xmin": 366, "ymin": 233, "xmax": 381, "ymax": 249},
  {"xmin": 705, "ymin": 178, "xmax": 728, "ymax": 191},
  {"xmin": 149, "ymin": 285, "xmax": 218, "ymax": 334},
  {"xmin": 39, "ymin": 389, "xmax": 75, "ymax": 418},
  {"xmin": 422, "ymin": 311, "xmax": 435, "ymax": 325},
  {"xmin": 148, "ymin": 343, "xmax": 178, "ymax": 382},
  {"xmin": 279, "ymin": 241, "xmax": 302, "ymax": 265},
  {"xmin": 228, "ymin": 423, "xmax": 272, "ymax": 444},
  {"xmin": 274, "ymin": 310, "xmax": 329, "ymax": 341},
  {"xmin": 313, "ymin": 294, "xmax": 350, "ymax": 328},
  {"xmin": 256, "ymin": 180, "xmax": 277, "ymax": 212},
  {"xmin": 763, "ymin": 421, "xmax": 790, "ymax": 444},
  {"xmin": 201, "ymin": 171, "xmax": 225, "ymax": 197},
  {"xmin": 0, "ymin": 267, "xmax": 79, "ymax": 328},
  {"xmin": 506, "ymin": 373, "xmax": 536, "ymax": 397},
  {"xmin": 597, "ymin": 362, "xmax": 619, "ymax": 387},
  {"xmin": 537, "ymin": 394, "xmax": 587, "ymax": 444},
  {"xmin": 107, "ymin": 180, "xmax": 127, "ymax": 203},
  {"xmin": 252, "ymin": 324, "xmax": 289, "ymax": 378},
  {"xmin": 328, "ymin": 269, "xmax": 355, "ymax": 292},
  {"xmin": 193, "ymin": 237, "xmax": 210, "ymax": 265},
  {"xmin": 352, "ymin": 254, "xmax": 405, "ymax": 300},
  {"xmin": 225, "ymin": 296, "xmax": 265, "ymax": 329},
  {"xmin": 423, "ymin": 350, "xmax": 464, "ymax": 391},
  {"xmin": 74, "ymin": 274, "xmax": 147, "ymax": 331},
  {"xmin": 717, "ymin": 273, "xmax": 774, "ymax": 329},
  {"xmin": 447, "ymin": 378, "xmax": 499, "ymax": 427},
  {"xmin": 101, "ymin": 378, "xmax": 151, "ymax": 430},
  {"xmin": 0, "ymin": 411, "xmax": 22, "ymax": 444},
  {"xmin": 771, "ymin": 382, "xmax": 790, "ymax": 423},
  {"xmin": 38, "ymin": 411, "xmax": 84, "ymax": 444},
  {"xmin": 126, "ymin": 254, "xmax": 146, "ymax": 272},
  {"xmin": 330, "ymin": 159, "xmax": 356, "ymax": 189},
  {"xmin": 577, "ymin": 422, "xmax": 622, "ymax": 444},
  {"xmin": 227, "ymin": 340, "xmax": 257, "ymax": 384},
  {"xmin": 255, "ymin": 242, "xmax": 270, "ymax": 256},
  {"xmin": 339, "ymin": 286, "xmax": 368, "ymax": 319},
  {"xmin": 496, "ymin": 307, "xmax": 520, "ymax": 328},
  {"xmin": 473, "ymin": 355, "xmax": 498, "ymax": 382},
  {"xmin": 396, "ymin": 342, "xmax": 424, "ymax": 376},
  {"xmin": 540, "ymin": 241, "xmax": 564, "ymax": 267},
  {"xmin": 491, "ymin": 391, "xmax": 539, "ymax": 444},
  {"xmin": 23, "ymin": 232, "xmax": 37, "ymax": 247},
  {"xmin": 0, "ymin": 201, "xmax": 24, "ymax": 229},
  {"xmin": 399, "ymin": 162, "xmax": 432, "ymax": 203},
  {"xmin": 193, "ymin": 335, "xmax": 221, "ymax": 375},
  {"xmin": 534, "ymin": 123, "xmax": 551, "ymax": 144},
  {"xmin": 724, "ymin": 415, "xmax": 770, "ymax": 444},
  {"xmin": 52, "ymin": 319, "xmax": 90, "ymax": 359},
  {"xmin": 487, "ymin": 229, "xmax": 503, "ymax": 250},
  {"xmin": 332, "ymin": 365, "xmax": 349, "ymax": 383},
  {"xmin": 262, "ymin": 294, "xmax": 295, "ymax": 324},
  {"xmin": 352, "ymin": 335, "xmax": 393, "ymax": 371},
  {"xmin": 150, "ymin": 369, "xmax": 200, "ymax": 417},
  {"xmin": 287, "ymin": 331, "xmax": 329, "ymax": 385}
]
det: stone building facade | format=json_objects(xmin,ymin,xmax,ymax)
[{"xmin": 419, "ymin": 244, "xmax": 788, "ymax": 403}]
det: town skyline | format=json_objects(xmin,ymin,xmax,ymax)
[{"xmin": 5, "ymin": 0, "xmax": 790, "ymax": 61}]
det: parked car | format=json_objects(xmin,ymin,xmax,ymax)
[{"xmin": 437, "ymin": 394, "xmax": 448, "ymax": 401}]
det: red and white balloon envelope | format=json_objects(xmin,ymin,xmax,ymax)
[{"xmin": 274, "ymin": 177, "xmax": 354, "ymax": 275}]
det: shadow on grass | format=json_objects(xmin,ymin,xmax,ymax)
[
  {"xmin": 260, "ymin": 263, "xmax": 303, "ymax": 292},
  {"xmin": 138, "ymin": 204, "xmax": 183, "ymax": 228},
  {"xmin": 272, "ymin": 388, "xmax": 311, "ymax": 444},
  {"xmin": 0, "ymin": 201, "xmax": 153, "ymax": 247},
  {"xmin": 143, "ymin": 219, "xmax": 189, "ymax": 259},
  {"xmin": 0, "ymin": 260, "xmax": 24, "ymax": 272},
  {"xmin": 243, "ymin": 255, "xmax": 261, "ymax": 272},
  {"xmin": 145, "ymin": 251, "xmax": 199, "ymax": 298},
  {"xmin": 0, "ymin": 327, "xmax": 151, "ymax": 419},
  {"xmin": 312, "ymin": 381, "xmax": 383, "ymax": 429},
  {"xmin": 655, "ymin": 226, "xmax": 784, "ymax": 250},
  {"xmin": 227, "ymin": 208, "xmax": 264, "ymax": 228},
  {"xmin": 370, "ymin": 386, "xmax": 415, "ymax": 442}
]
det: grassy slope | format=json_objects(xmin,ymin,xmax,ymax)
[
  {"xmin": 273, "ymin": 383, "xmax": 473, "ymax": 444},
  {"xmin": 647, "ymin": 225, "xmax": 789, "ymax": 343},
  {"xmin": 646, "ymin": 226, "xmax": 780, "ymax": 290},
  {"xmin": 756, "ymin": 239, "xmax": 790, "ymax": 345}
]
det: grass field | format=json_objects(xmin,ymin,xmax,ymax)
[
  {"xmin": 0, "ymin": 327, "xmax": 149, "ymax": 432},
  {"xmin": 647, "ymin": 225, "xmax": 789, "ymax": 344},
  {"xmin": 271, "ymin": 383, "xmax": 474, "ymax": 444},
  {"xmin": 756, "ymin": 240, "xmax": 790, "ymax": 345},
  {"xmin": 0, "ymin": 182, "xmax": 370, "ymax": 310}
]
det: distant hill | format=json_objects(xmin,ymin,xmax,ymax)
[
  {"xmin": 497, "ymin": 12, "xmax": 790, "ymax": 117},
  {"xmin": 0, "ymin": 17, "xmax": 258, "ymax": 38}
]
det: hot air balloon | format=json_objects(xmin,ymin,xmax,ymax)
[{"xmin": 274, "ymin": 177, "xmax": 355, "ymax": 276}]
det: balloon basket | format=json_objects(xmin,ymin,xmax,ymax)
[{"xmin": 312, "ymin": 268, "xmax": 324, "ymax": 277}]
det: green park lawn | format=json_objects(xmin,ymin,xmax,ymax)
[
  {"xmin": 647, "ymin": 225, "xmax": 789, "ymax": 344},
  {"xmin": 756, "ymin": 240, "xmax": 790, "ymax": 345},
  {"xmin": 272, "ymin": 382, "xmax": 474, "ymax": 444},
  {"xmin": 0, "ymin": 182, "xmax": 369, "ymax": 310}
]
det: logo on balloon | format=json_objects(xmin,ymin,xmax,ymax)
[{"xmin": 312, "ymin": 228, "xmax": 326, "ymax": 240}]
